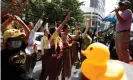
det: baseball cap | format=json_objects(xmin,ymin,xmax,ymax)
[{"xmin": 119, "ymin": 0, "xmax": 131, "ymax": 8}]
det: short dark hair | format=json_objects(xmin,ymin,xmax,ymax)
[
  {"xmin": 63, "ymin": 24, "xmax": 69, "ymax": 31},
  {"xmin": 119, "ymin": 0, "xmax": 131, "ymax": 9},
  {"xmin": 49, "ymin": 27, "xmax": 56, "ymax": 35}
]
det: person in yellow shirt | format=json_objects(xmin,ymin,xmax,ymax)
[
  {"xmin": 40, "ymin": 12, "xmax": 70, "ymax": 80},
  {"xmin": 40, "ymin": 29, "xmax": 51, "ymax": 80}
]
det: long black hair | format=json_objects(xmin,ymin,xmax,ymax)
[
  {"xmin": 43, "ymin": 29, "xmax": 51, "ymax": 39},
  {"xmin": 49, "ymin": 27, "xmax": 56, "ymax": 35}
]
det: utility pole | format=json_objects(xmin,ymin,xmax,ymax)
[{"xmin": 94, "ymin": 0, "xmax": 98, "ymax": 41}]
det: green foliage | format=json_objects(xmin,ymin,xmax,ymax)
[{"xmin": 20, "ymin": 0, "xmax": 85, "ymax": 26}]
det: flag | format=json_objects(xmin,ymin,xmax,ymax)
[
  {"xmin": 44, "ymin": 23, "xmax": 49, "ymax": 30},
  {"xmin": 34, "ymin": 19, "xmax": 43, "ymax": 32}
]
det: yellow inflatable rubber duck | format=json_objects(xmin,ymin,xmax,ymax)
[{"xmin": 81, "ymin": 43, "xmax": 127, "ymax": 80}]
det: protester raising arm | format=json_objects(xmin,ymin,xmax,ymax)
[
  {"xmin": 50, "ymin": 12, "xmax": 70, "ymax": 46},
  {"xmin": 12, "ymin": 0, "xmax": 28, "ymax": 15},
  {"xmin": 56, "ymin": 12, "xmax": 70, "ymax": 33},
  {"xmin": 14, "ymin": 15, "xmax": 30, "ymax": 43},
  {"xmin": 1, "ymin": 0, "xmax": 29, "ymax": 33},
  {"xmin": 82, "ymin": 16, "xmax": 92, "ymax": 38},
  {"xmin": 1, "ymin": 0, "xmax": 18, "ymax": 19},
  {"xmin": 1, "ymin": 15, "xmax": 14, "ymax": 33}
]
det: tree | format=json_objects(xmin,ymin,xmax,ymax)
[
  {"xmin": 20, "ymin": 0, "xmax": 85, "ymax": 26},
  {"xmin": 60, "ymin": 0, "xmax": 85, "ymax": 26},
  {"xmin": 2, "ymin": 0, "xmax": 85, "ymax": 27}
]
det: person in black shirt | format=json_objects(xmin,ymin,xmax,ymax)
[{"xmin": 1, "ymin": 29, "xmax": 29, "ymax": 80}]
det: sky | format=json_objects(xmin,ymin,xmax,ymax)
[
  {"xmin": 80, "ymin": 0, "xmax": 119, "ymax": 17},
  {"xmin": 105, "ymin": 0, "xmax": 119, "ymax": 16}
]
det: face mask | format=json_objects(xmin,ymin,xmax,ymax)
[{"xmin": 11, "ymin": 40, "xmax": 22, "ymax": 48}]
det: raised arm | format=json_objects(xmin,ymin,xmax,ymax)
[
  {"xmin": 14, "ymin": 15, "xmax": 30, "ymax": 43},
  {"xmin": 1, "ymin": 0, "xmax": 28, "ymax": 33},
  {"xmin": 1, "ymin": 16, "xmax": 13, "ymax": 33},
  {"xmin": 1, "ymin": 0, "xmax": 18, "ymax": 19},
  {"xmin": 13, "ymin": 0, "xmax": 28, "ymax": 15},
  {"xmin": 56, "ymin": 12, "xmax": 70, "ymax": 33},
  {"xmin": 82, "ymin": 17, "xmax": 92, "ymax": 38},
  {"xmin": 49, "ymin": 12, "xmax": 70, "ymax": 46}
]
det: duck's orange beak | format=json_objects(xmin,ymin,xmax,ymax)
[{"xmin": 81, "ymin": 50, "xmax": 86, "ymax": 57}]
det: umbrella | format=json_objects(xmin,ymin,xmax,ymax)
[
  {"xmin": 103, "ymin": 14, "xmax": 117, "ymax": 23},
  {"xmin": 103, "ymin": 13, "xmax": 133, "ymax": 23}
]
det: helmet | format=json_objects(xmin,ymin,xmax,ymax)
[{"xmin": 3, "ymin": 29, "xmax": 25, "ymax": 42}]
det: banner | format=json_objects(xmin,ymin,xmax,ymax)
[
  {"xmin": 44, "ymin": 23, "xmax": 49, "ymax": 30},
  {"xmin": 34, "ymin": 19, "xmax": 43, "ymax": 32}
]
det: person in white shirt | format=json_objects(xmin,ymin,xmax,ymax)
[{"xmin": 25, "ymin": 22, "xmax": 38, "ymax": 79}]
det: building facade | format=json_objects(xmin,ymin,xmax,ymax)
[{"xmin": 80, "ymin": 0, "xmax": 105, "ymax": 30}]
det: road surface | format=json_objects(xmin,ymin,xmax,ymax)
[{"xmin": 33, "ymin": 61, "xmax": 81, "ymax": 80}]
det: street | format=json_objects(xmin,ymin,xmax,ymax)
[
  {"xmin": 33, "ymin": 61, "xmax": 81, "ymax": 80},
  {"xmin": 33, "ymin": 60, "xmax": 133, "ymax": 80}
]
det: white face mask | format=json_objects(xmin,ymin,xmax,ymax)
[{"xmin": 11, "ymin": 41, "xmax": 22, "ymax": 48}]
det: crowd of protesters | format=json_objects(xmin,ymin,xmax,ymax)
[
  {"xmin": 1, "ymin": 0, "xmax": 93, "ymax": 80},
  {"xmin": 1, "ymin": 0, "xmax": 133, "ymax": 80}
]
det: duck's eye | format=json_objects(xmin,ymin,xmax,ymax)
[{"xmin": 90, "ymin": 47, "xmax": 93, "ymax": 51}]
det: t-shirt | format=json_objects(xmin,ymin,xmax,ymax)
[
  {"xmin": 1, "ymin": 46, "xmax": 26, "ymax": 79},
  {"xmin": 41, "ymin": 36, "xmax": 51, "ymax": 55},
  {"xmin": 1, "ymin": 42, "xmax": 27, "ymax": 69},
  {"xmin": 116, "ymin": 9, "xmax": 132, "ymax": 32},
  {"xmin": 41, "ymin": 36, "xmax": 51, "ymax": 49},
  {"xmin": 1, "ymin": 42, "xmax": 27, "ymax": 79}
]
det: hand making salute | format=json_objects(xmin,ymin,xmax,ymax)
[{"xmin": 39, "ymin": 12, "xmax": 70, "ymax": 80}]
